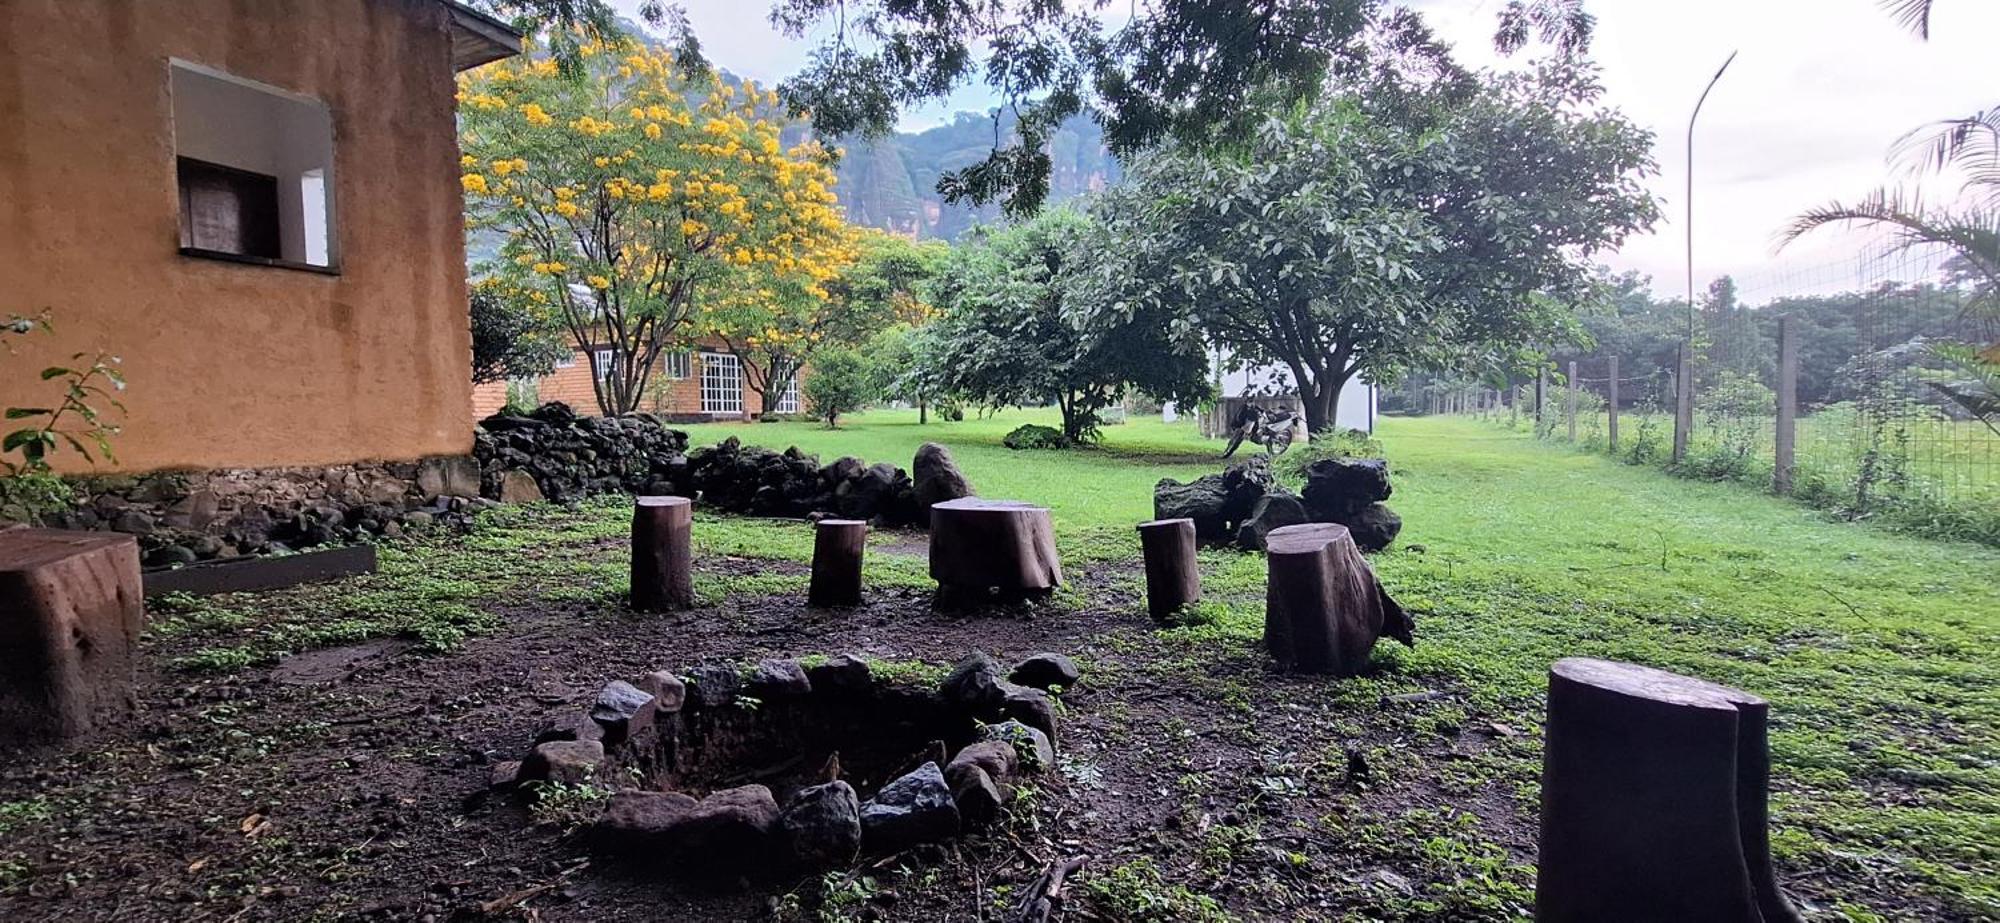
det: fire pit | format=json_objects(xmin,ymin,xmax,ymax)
[{"xmin": 493, "ymin": 651, "xmax": 1078, "ymax": 876}]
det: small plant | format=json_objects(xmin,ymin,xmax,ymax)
[
  {"xmin": 1272, "ymin": 427, "xmax": 1383, "ymax": 481},
  {"xmin": 1080, "ymin": 857, "xmax": 1233, "ymax": 922},
  {"xmin": 525, "ymin": 780, "xmax": 609, "ymax": 833},
  {"xmin": 1003, "ymin": 423, "xmax": 1069, "ymax": 450},
  {"xmin": 2, "ymin": 312, "xmax": 126, "ymax": 475},
  {"xmin": 803, "ymin": 347, "xmax": 873, "ymax": 428}
]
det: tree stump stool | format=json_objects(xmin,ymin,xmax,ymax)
[
  {"xmin": 1536, "ymin": 657, "xmax": 1802, "ymax": 923},
  {"xmin": 928, "ymin": 498, "xmax": 1062, "ymax": 603},
  {"xmin": 1135, "ymin": 518, "xmax": 1199, "ymax": 621},
  {"xmin": 809, "ymin": 519, "xmax": 868, "ymax": 607},
  {"xmin": 630, "ymin": 496, "xmax": 694, "ymax": 612},
  {"xmin": 0, "ymin": 529, "xmax": 144, "ymax": 745},
  {"xmin": 1262, "ymin": 523, "xmax": 1411, "ymax": 676}
]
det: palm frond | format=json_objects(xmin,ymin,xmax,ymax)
[
  {"xmin": 1779, "ymin": 188, "xmax": 2000, "ymax": 289},
  {"xmin": 1880, "ymin": 0, "xmax": 1934, "ymax": 39},
  {"xmin": 1891, "ymin": 108, "xmax": 2000, "ymax": 206}
]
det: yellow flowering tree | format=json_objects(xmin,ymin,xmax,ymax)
[{"xmin": 459, "ymin": 38, "xmax": 852, "ymax": 415}]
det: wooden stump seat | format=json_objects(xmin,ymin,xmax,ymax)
[
  {"xmin": 630, "ymin": 496, "xmax": 693, "ymax": 612},
  {"xmin": 1262, "ymin": 522, "xmax": 1411, "ymax": 675},
  {"xmin": 1536, "ymin": 658, "xmax": 1802, "ymax": 923},
  {"xmin": 0, "ymin": 529, "xmax": 144, "ymax": 745},
  {"xmin": 928, "ymin": 498, "xmax": 1062, "ymax": 602},
  {"xmin": 808, "ymin": 519, "xmax": 868, "ymax": 607},
  {"xmin": 1135, "ymin": 518, "xmax": 1199, "ymax": 621}
]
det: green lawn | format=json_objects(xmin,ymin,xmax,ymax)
[
  {"xmin": 107, "ymin": 408, "xmax": 2000, "ymax": 919},
  {"xmin": 683, "ymin": 407, "xmax": 2000, "ymax": 917}
]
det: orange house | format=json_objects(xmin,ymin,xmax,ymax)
[{"xmin": 471, "ymin": 338, "xmax": 804, "ymax": 423}]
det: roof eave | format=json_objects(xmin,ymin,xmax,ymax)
[{"xmin": 447, "ymin": 2, "xmax": 522, "ymax": 72}]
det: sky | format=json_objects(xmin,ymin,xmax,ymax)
[{"xmin": 613, "ymin": 0, "xmax": 1999, "ymax": 302}]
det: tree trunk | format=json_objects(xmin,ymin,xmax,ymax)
[
  {"xmin": 1262, "ymin": 523, "xmax": 1410, "ymax": 676},
  {"xmin": 808, "ymin": 519, "xmax": 868, "ymax": 607},
  {"xmin": 0, "ymin": 529, "xmax": 144, "ymax": 744},
  {"xmin": 919, "ymin": 400, "xmax": 928, "ymax": 425},
  {"xmin": 1135, "ymin": 518, "xmax": 1200, "ymax": 621},
  {"xmin": 928, "ymin": 498, "xmax": 1063, "ymax": 604},
  {"xmin": 630, "ymin": 496, "xmax": 693, "ymax": 612},
  {"xmin": 1536, "ymin": 657, "xmax": 1803, "ymax": 923},
  {"xmin": 1301, "ymin": 376, "xmax": 1345, "ymax": 436}
]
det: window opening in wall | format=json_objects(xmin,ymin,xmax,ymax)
[
  {"xmin": 701, "ymin": 352, "xmax": 744, "ymax": 415},
  {"xmin": 170, "ymin": 60, "xmax": 337, "ymax": 270}
]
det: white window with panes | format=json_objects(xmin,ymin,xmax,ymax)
[
  {"xmin": 591, "ymin": 348, "xmax": 618, "ymax": 381},
  {"xmin": 700, "ymin": 352, "xmax": 743, "ymax": 415},
  {"xmin": 773, "ymin": 363, "xmax": 800, "ymax": 414},
  {"xmin": 661, "ymin": 350, "xmax": 692, "ymax": 380}
]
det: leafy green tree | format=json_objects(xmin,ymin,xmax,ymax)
[
  {"xmin": 1082, "ymin": 49, "xmax": 1657, "ymax": 433},
  {"xmin": 802, "ymin": 347, "xmax": 873, "ymax": 428},
  {"xmin": 929, "ymin": 210, "xmax": 1210, "ymax": 444},
  {"xmin": 470, "ymin": 286, "xmax": 571, "ymax": 386},
  {"xmin": 865, "ymin": 325, "xmax": 955, "ymax": 424}
]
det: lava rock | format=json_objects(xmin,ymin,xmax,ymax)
[
  {"xmin": 860, "ymin": 762, "xmax": 959, "ymax": 853},
  {"xmin": 978, "ymin": 720, "xmax": 1055, "ymax": 772},
  {"xmin": 804, "ymin": 654, "xmax": 873, "ymax": 697},
  {"xmin": 488, "ymin": 760, "xmax": 522, "ymax": 790},
  {"xmin": 1153, "ymin": 475, "xmax": 1229, "ymax": 541},
  {"xmin": 940, "ymin": 652, "xmax": 1010, "ymax": 718},
  {"xmin": 1007, "ymin": 653, "xmax": 1080, "ymax": 691},
  {"xmin": 1336, "ymin": 501, "xmax": 1402, "ymax": 552},
  {"xmin": 1234, "ymin": 492, "xmax": 1310, "ymax": 551},
  {"xmin": 1300, "ymin": 457, "xmax": 1392, "ymax": 520},
  {"xmin": 682, "ymin": 664, "xmax": 742, "ymax": 711},
  {"xmin": 666, "ymin": 785, "xmax": 781, "ymax": 868},
  {"xmin": 520, "ymin": 739, "xmax": 604, "ymax": 786},
  {"xmin": 949, "ymin": 765, "xmax": 1005, "ymax": 828},
  {"xmin": 781, "ymin": 781, "xmax": 862, "ymax": 870},
  {"xmin": 911, "ymin": 442, "xmax": 974, "ymax": 512},
  {"xmin": 638, "ymin": 670, "xmax": 687, "ymax": 713},
  {"xmin": 589, "ymin": 679, "xmax": 657, "ymax": 744},
  {"xmin": 745, "ymin": 659, "xmax": 812, "ymax": 699},
  {"xmin": 1000, "ymin": 685, "xmax": 1059, "ymax": 743},
  {"xmin": 945, "ymin": 740, "xmax": 1020, "ymax": 788},
  {"xmin": 534, "ymin": 711, "xmax": 606, "ymax": 745},
  {"xmin": 594, "ymin": 790, "xmax": 699, "ymax": 854}
]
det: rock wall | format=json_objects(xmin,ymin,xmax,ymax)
[
  {"xmin": 34, "ymin": 455, "xmax": 490, "ymax": 566},
  {"xmin": 1155, "ymin": 455, "xmax": 1404, "ymax": 553}
]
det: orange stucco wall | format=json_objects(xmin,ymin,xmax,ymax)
[{"xmin": 0, "ymin": 0, "xmax": 475, "ymax": 473}]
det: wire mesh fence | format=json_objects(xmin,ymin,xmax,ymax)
[{"xmin": 1418, "ymin": 230, "xmax": 1997, "ymax": 544}]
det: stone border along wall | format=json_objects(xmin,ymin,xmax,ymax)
[
  {"xmin": 494, "ymin": 651, "xmax": 1077, "ymax": 875},
  {"xmin": 12, "ymin": 402, "xmax": 973, "ymax": 568}
]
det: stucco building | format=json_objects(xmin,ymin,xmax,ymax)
[
  {"xmin": 0, "ymin": 0, "xmax": 518, "ymax": 474},
  {"xmin": 471, "ymin": 338, "xmax": 804, "ymax": 422}
]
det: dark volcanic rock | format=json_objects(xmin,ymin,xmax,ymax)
[
  {"xmin": 978, "ymin": 720, "xmax": 1055, "ymax": 771},
  {"xmin": 594, "ymin": 790, "xmax": 699, "ymax": 854},
  {"xmin": 1300, "ymin": 457, "xmax": 1392, "ymax": 520},
  {"xmin": 804, "ymin": 654, "xmax": 872, "ymax": 697},
  {"xmin": 535, "ymin": 711, "xmax": 606, "ymax": 745},
  {"xmin": 949, "ymin": 765, "xmax": 1005, "ymax": 828},
  {"xmin": 1007, "ymin": 653, "xmax": 1080, "ymax": 691},
  {"xmin": 1335, "ymin": 501, "xmax": 1402, "ymax": 552},
  {"xmin": 911, "ymin": 442, "xmax": 974, "ymax": 512},
  {"xmin": 939, "ymin": 652, "xmax": 1009, "ymax": 718},
  {"xmin": 1235, "ymin": 492, "xmax": 1310, "ymax": 551},
  {"xmin": 781, "ymin": 781, "xmax": 863, "ymax": 870},
  {"xmin": 744, "ymin": 659, "xmax": 812, "ymax": 699},
  {"xmin": 1153, "ymin": 475, "xmax": 1229, "ymax": 541},
  {"xmin": 682, "ymin": 664, "xmax": 742, "ymax": 711},
  {"xmin": 1000, "ymin": 685, "xmax": 1059, "ymax": 743},
  {"xmin": 860, "ymin": 762, "xmax": 959, "ymax": 853},
  {"xmin": 589, "ymin": 680, "xmax": 657, "ymax": 744},
  {"xmin": 520, "ymin": 739, "xmax": 604, "ymax": 786},
  {"xmin": 945, "ymin": 740, "xmax": 1020, "ymax": 788}
]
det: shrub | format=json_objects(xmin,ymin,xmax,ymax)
[
  {"xmin": 1003, "ymin": 423, "xmax": 1070, "ymax": 450},
  {"xmin": 1274, "ymin": 427, "xmax": 1384, "ymax": 481},
  {"xmin": 802, "ymin": 348, "xmax": 873, "ymax": 428}
]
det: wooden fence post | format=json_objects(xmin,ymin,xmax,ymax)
[
  {"xmin": 1774, "ymin": 315, "xmax": 1798, "ymax": 494},
  {"xmin": 1535, "ymin": 368, "xmax": 1548, "ymax": 428},
  {"xmin": 631, "ymin": 496, "xmax": 694, "ymax": 612},
  {"xmin": 1607, "ymin": 356, "xmax": 1620, "ymax": 454},
  {"xmin": 1672, "ymin": 346, "xmax": 1693, "ymax": 464},
  {"xmin": 1567, "ymin": 361, "xmax": 1579, "ymax": 442}
]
